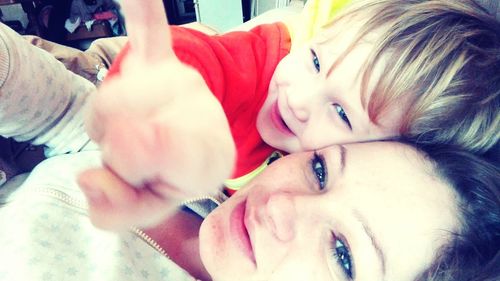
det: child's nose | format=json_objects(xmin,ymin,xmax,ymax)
[
  {"xmin": 265, "ymin": 192, "xmax": 296, "ymax": 242},
  {"xmin": 287, "ymin": 92, "xmax": 311, "ymax": 122}
]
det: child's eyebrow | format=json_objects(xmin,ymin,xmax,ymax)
[
  {"xmin": 325, "ymin": 52, "xmax": 346, "ymax": 79},
  {"xmin": 325, "ymin": 55, "xmax": 372, "ymax": 113},
  {"xmin": 360, "ymin": 87, "xmax": 371, "ymax": 112},
  {"xmin": 339, "ymin": 144, "xmax": 347, "ymax": 174}
]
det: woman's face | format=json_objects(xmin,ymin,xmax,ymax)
[{"xmin": 199, "ymin": 142, "xmax": 459, "ymax": 281}]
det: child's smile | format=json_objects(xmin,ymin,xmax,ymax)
[{"xmin": 270, "ymin": 100, "xmax": 294, "ymax": 136}]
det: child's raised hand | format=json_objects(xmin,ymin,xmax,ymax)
[{"xmin": 78, "ymin": 0, "xmax": 235, "ymax": 230}]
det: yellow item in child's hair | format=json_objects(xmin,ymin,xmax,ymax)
[{"xmin": 286, "ymin": 0, "xmax": 353, "ymax": 49}]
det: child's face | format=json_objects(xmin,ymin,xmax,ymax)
[{"xmin": 257, "ymin": 30, "xmax": 405, "ymax": 153}]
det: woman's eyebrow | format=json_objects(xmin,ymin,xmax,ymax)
[
  {"xmin": 353, "ymin": 210, "xmax": 387, "ymax": 277},
  {"xmin": 339, "ymin": 144, "xmax": 347, "ymax": 174}
]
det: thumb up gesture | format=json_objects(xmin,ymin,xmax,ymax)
[{"xmin": 78, "ymin": 0, "xmax": 236, "ymax": 231}]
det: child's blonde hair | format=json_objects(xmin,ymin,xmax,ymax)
[{"xmin": 326, "ymin": 0, "xmax": 499, "ymax": 153}]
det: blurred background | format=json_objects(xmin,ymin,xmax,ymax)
[{"xmin": 0, "ymin": 0, "xmax": 306, "ymax": 49}]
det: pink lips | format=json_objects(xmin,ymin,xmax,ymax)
[
  {"xmin": 271, "ymin": 101, "xmax": 294, "ymax": 136},
  {"xmin": 230, "ymin": 200, "xmax": 256, "ymax": 264}
]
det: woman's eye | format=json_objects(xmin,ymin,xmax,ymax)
[
  {"xmin": 333, "ymin": 104, "xmax": 352, "ymax": 130},
  {"xmin": 310, "ymin": 48, "xmax": 321, "ymax": 72},
  {"xmin": 333, "ymin": 238, "xmax": 354, "ymax": 279},
  {"xmin": 311, "ymin": 152, "xmax": 327, "ymax": 190}
]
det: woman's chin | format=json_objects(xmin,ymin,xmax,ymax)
[{"xmin": 199, "ymin": 207, "xmax": 257, "ymax": 281}]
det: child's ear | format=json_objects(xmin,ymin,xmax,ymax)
[{"xmin": 121, "ymin": 0, "xmax": 175, "ymax": 64}]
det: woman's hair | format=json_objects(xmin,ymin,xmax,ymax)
[
  {"xmin": 326, "ymin": 0, "xmax": 500, "ymax": 154},
  {"xmin": 414, "ymin": 143, "xmax": 500, "ymax": 281}
]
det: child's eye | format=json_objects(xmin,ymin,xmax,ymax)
[
  {"xmin": 333, "ymin": 104, "xmax": 352, "ymax": 130},
  {"xmin": 311, "ymin": 151, "xmax": 327, "ymax": 190},
  {"xmin": 332, "ymin": 237, "xmax": 354, "ymax": 279},
  {"xmin": 310, "ymin": 48, "xmax": 321, "ymax": 72}
]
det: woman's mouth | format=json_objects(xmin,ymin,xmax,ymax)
[
  {"xmin": 271, "ymin": 101, "xmax": 294, "ymax": 136},
  {"xmin": 229, "ymin": 200, "xmax": 256, "ymax": 264}
]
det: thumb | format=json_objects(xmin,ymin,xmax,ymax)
[{"xmin": 77, "ymin": 167, "xmax": 180, "ymax": 230}]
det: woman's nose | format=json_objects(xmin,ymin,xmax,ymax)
[{"xmin": 265, "ymin": 192, "xmax": 297, "ymax": 242}]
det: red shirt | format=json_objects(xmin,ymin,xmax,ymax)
[{"xmin": 108, "ymin": 23, "xmax": 291, "ymax": 193}]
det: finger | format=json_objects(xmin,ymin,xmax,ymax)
[{"xmin": 121, "ymin": 0, "xmax": 175, "ymax": 62}]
